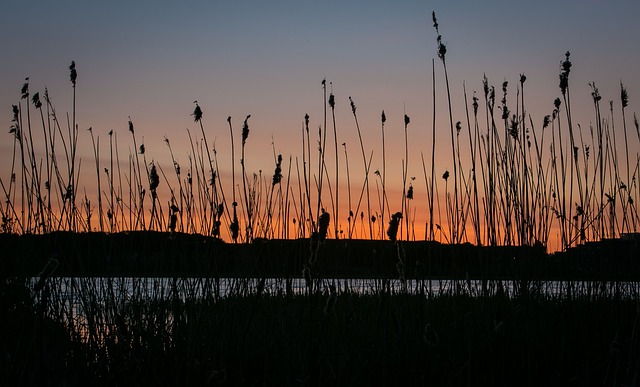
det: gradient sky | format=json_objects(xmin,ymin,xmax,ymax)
[{"xmin": 2, "ymin": 1, "xmax": 640, "ymax": 248}]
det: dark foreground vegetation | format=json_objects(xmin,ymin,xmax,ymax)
[{"xmin": 2, "ymin": 275, "xmax": 640, "ymax": 386}]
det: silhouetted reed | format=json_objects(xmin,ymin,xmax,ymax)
[{"xmin": 1, "ymin": 19, "xmax": 638, "ymax": 254}]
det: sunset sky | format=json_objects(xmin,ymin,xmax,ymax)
[{"xmin": 2, "ymin": 1, "xmax": 639, "ymax": 250}]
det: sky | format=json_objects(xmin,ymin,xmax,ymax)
[{"xmin": 2, "ymin": 0, "xmax": 640, "ymax": 249}]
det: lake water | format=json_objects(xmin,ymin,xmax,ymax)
[{"xmin": 32, "ymin": 276, "xmax": 640, "ymax": 302}]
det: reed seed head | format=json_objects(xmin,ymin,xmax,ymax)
[
  {"xmin": 437, "ymin": 39, "xmax": 447, "ymax": 61},
  {"xmin": 149, "ymin": 163, "xmax": 159, "ymax": 192},
  {"xmin": 21, "ymin": 78, "xmax": 29, "ymax": 99},
  {"xmin": 31, "ymin": 92, "xmax": 42, "ymax": 109},
  {"xmin": 489, "ymin": 86, "xmax": 495, "ymax": 109},
  {"xmin": 559, "ymin": 52, "xmax": 571, "ymax": 96},
  {"xmin": 404, "ymin": 114, "xmax": 410, "ymax": 127},
  {"xmin": 483, "ymin": 75, "xmax": 489, "ymax": 98},
  {"xmin": 386, "ymin": 211, "xmax": 403, "ymax": 242},
  {"xmin": 272, "ymin": 154, "xmax": 283, "ymax": 186},
  {"xmin": 11, "ymin": 105, "xmax": 19, "ymax": 123},
  {"xmin": 543, "ymin": 115, "xmax": 551, "ymax": 129},
  {"xmin": 381, "ymin": 110, "xmax": 386, "ymax": 123},
  {"xmin": 472, "ymin": 92, "xmax": 479, "ymax": 116},
  {"xmin": 621, "ymin": 82, "xmax": 629, "ymax": 108},
  {"xmin": 69, "ymin": 61, "xmax": 77, "ymax": 86},
  {"xmin": 590, "ymin": 83, "xmax": 601, "ymax": 102},
  {"xmin": 242, "ymin": 115, "xmax": 251, "ymax": 145},
  {"xmin": 329, "ymin": 93, "xmax": 335, "ymax": 109},
  {"xmin": 501, "ymin": 106, "xmax": 509, "ymax": 121},
  {"xmin": 349, "ymin": 96, "xmax": 356, "ymax": 114},
  {"xmin": 192, "ymin": 102, "xmax": 203, "ymax": 122},
  {"xmin": 318, "ymin": 209, "xmax": 330, "ymax": 242},
  {"xmin": 509, "ymin": 115, "xmax": 518, "ymax": 139}
]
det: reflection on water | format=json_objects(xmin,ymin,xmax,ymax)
[
  {"xmin": 28, "ymin": 276, "xmax": 640, "ymax": 344},
  {"xmin": 32, "ymin": 276, "xmax": 640, "ymax": 302}
]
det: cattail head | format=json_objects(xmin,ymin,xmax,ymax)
[
  {"xmin": 381, "ymin": 110, "xmax": 386, "ymax": 124},
  {"xmin": 407, "ymin": 184, "xmax": 414, "ymax": 200},
  {"xmin": 442, "ymin": 170, "xmax": 450, "ymax": 181},
  {"xmin": 404, "ymin": 114, "xmax": 410, "ymax": 127},
  {"xmin": 128, "ymin": 117, "xmax": 134, "ymax": 133},
  {"xmin": 520, "ymin": 73, "xmax": 526, "ymax": 84},
  {"xmin": 69, "ymin": 61, "xmax": 77, "ymax": 86},
  {"xmin": 455, "ymin": 121, "xmax": 461, "ymax": 136},
  {"xmin": 554, "ymin": 97, "xmax": 561, "ymax": 111},
  {"xmin": 329, "ymin": 93, "xmax": 335, "ymax": 109},
  {"xmin": 621, "ymin": 82, "xmax": 629, "ymax": 109},
  {"xmin": 139, "ymin": 143, "xmax": 145, "ymax": 155},
  {"xmin": 192, "ymin": 101, "xmax": 203, "ymax": 122},
  {"xmin": 242, "ymin": 115, "xmax": 251, "ymax": 145}
]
